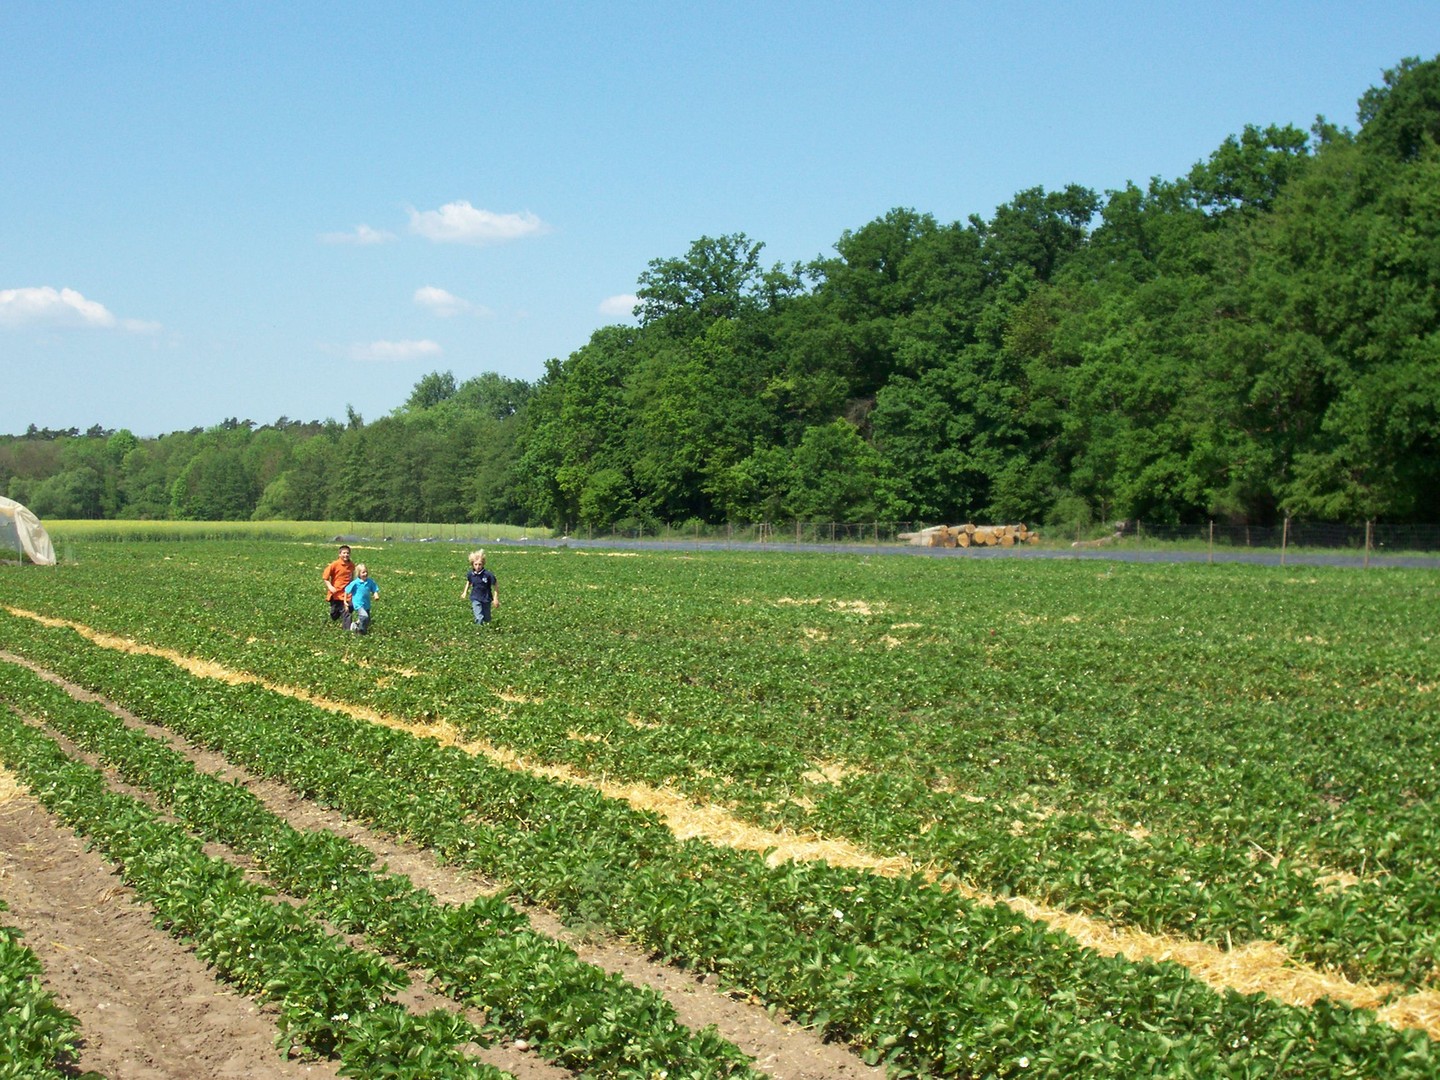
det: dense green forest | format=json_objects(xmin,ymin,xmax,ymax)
[{"xmin": 5, "ymin": 57, "xmax": 1438, "ymax": 531}]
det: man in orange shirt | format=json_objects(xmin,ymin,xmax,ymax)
[{"xmin": 322, "ymin": 544, "xmax": 355, "ymax": 624}]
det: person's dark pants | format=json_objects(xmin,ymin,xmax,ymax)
[{"xmin": 329, "ymin": 599, "xmax": 347, "ymax": 622}]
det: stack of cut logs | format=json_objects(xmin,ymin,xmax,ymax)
[{"xmin": 898, "ymin": 524, "xmax": 1039, "ymax": 548}]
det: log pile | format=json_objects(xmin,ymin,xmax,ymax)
[{"xmin": 898, "ymin": 524, "xmax": 1040, "ymax": 548}]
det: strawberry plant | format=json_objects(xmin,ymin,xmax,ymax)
[{"xmin": 0, "ymin": 903, "xmax": 90, "ymax": 1080}]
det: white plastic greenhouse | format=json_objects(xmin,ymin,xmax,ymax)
[{"xmin": 0, "ymin": 496, "xmax": 57, "ymax": 565}]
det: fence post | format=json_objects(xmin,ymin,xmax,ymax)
[
  {"xmin": 1365, "ymin": 518, "xmax": 1373, "ymax": 568},
  {"xmin": 1208, "ymin": 520, "xmax": 1214, "ymax": 564},
  {"xmin": 1281, "ymin": 514, "xmax": 1290, "ymax": 566}
]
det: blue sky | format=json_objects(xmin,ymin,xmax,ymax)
[{"xmin": 3, "ymin": 3, "xmax": 1437, "ymax": 437}]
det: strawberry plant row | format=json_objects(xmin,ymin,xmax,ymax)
[
  {"xmin": 4, "ymin": 544, "xmax": 1440, "ymax": 988},
  {"xmin": 0, "ymin": 700, "xmax": 506, "ymax": 1080},
  {"xmin": 2, "ymin": 618, "xmax": 1435, "ymax": 1077},
  {"xmin": 0, "ymin": 902, "xmax": 90, "ymax": 1080},
  {"xmin": 1, "ymin": 658, "xmax": 759, "ymax": 1078}
]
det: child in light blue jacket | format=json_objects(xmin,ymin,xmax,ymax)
[{"xmin": 344, "ymin": 564, "xmax": 379, "ymax": 633}]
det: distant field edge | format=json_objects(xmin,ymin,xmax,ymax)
[{"xmin": 41, "ymin": 520, "xmax": 551, "ymax": 543}]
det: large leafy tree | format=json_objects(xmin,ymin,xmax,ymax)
[
  {"xmin": 169, "ymin": 443, "xmax": 257, "ymax": 520},
  {"xmin": 635, "ymin": 233, "xmax": 769, "ymax": 337},
  {"xmin": 1205, "ymin": 54, "xmax": 1440, "ymax": 521},
  {"xmin": 972, "ymin": 185, "xmax": 1100, "ymax": 286},
  {"xmin": 403, "ymin": 370, "xmax": 458, "ymax": 412},
  {"xmin": 786, "ymin": 420, "xmax": 883, "ymax": 521},
  {"xmin": 791, "ymin": 208, "xmax": 941, "ymax": 408},
  {"xmin": 1358, "ymin": 54, "xmax": 1440, "ymax": 162},
  {"xmin": 253, "ymin": 434, "xmax": 336, "ymax": 521},
  {"xmin": 1186, "ymin": 124, "xmax": 1312, "ymax": 217},
  {"xmin": 511, "ymin": 327, "xmax": 645, "ymax": 527},
  {"xmin": 624, "ymin": 319, "xmax": 781, "ymax": 523},
  {"xmin": 451, "ymin": 371, "xmax": 533, "ymax": 419}
]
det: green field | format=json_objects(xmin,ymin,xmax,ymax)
[
  {"xmin": 2, "ymin": 538, "xmax": 1439, "ymax": 1077},
  {"xmin": 39, "ymin": 517, "xmax": 551, "ymax": 545}
]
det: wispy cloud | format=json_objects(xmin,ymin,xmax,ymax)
[
  {"xmin": 0, "ymin": 286, "xmax": 158, "ymax": 332},
  {"xmin": 319, "ymin": 224, "xmax": 397, "ymax": 245},
  {"xmin": 598, "ymin": 293, "xmax": 638, "ymax": 317},
  {"xmin": 348, "ymin": 339, "xmax": 443, "ymax": 362},
  {"xmin": 414, "ymin": 286, "xmax": 475, "ymax": 317},
  {"xmin": 407, "ymin": 201, "xmax": 548, "ymax": 245}
]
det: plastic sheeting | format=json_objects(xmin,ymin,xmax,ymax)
[{"xmin": 0, "ymin": 496, "xmax": 57, "ymax": 565}]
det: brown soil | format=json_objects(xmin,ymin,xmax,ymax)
[
  {"xmin": 0, "ymin": 779, "xmax": 344, "ymax": 1080},
  {"xmin": 0, "ymin": 652, "xmax": 879, "ymax": 1079}
]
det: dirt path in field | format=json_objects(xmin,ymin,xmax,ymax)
[
  {"xmin": 2, "ymin": 703, "xmax": 568, "ymax": 1080},
  {"xmin": 6, "ymin": 607, "xmax": 1440, "ymax": 1042},
  {"xmin": 0, "ymin": 650, "xmax": 881, "ymax": 1079},
  {"xmin": 0, "ymin": 767, "xmax": 346, "ymax": 1080}
]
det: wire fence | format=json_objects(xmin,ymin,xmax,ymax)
[
  {"xmin": 568, "ymin": 519, "xmax": 1440, "ymax": 555},
  {"xmin": 1097, "ymin": 520, "xmax": 1440, "ymax": 555}
]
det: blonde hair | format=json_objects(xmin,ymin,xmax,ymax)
[{"xmin": 469, "ymin": 550, "xmax": 486, "ymax": 567}]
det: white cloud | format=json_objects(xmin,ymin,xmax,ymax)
[
  {"xmin": 407, "ymin": 200, "xmax": 548, "ymax": 245},
  {"xmin": 0, "ymin": 285, "xmax": 160, "ymax": 333},
  {"xmin": 348, "ymin": 339, "xmax": 443, "ymax": 362},
  {"xmin": 599, "ymin": 294, "xmax": 639, "ymax": 317},
  {"xmin": 320, "ymin": 224, "xmax": 396, "ymax": 245},
  {"xmin": 414, "ymin": 286, "xmax": 472, "ymax": 317},
  {"xmin": 0, "ymin": 285, "xmax": 116, "ymax": 328}
]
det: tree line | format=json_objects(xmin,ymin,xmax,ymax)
[{"xmin": 4, "ymin": 57, "xmax": 1437, "ymax": 532}]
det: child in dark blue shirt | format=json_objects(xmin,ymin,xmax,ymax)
[{"xmin": 461, "ymin": 550, "xmax": 499, "ymax": 625}]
